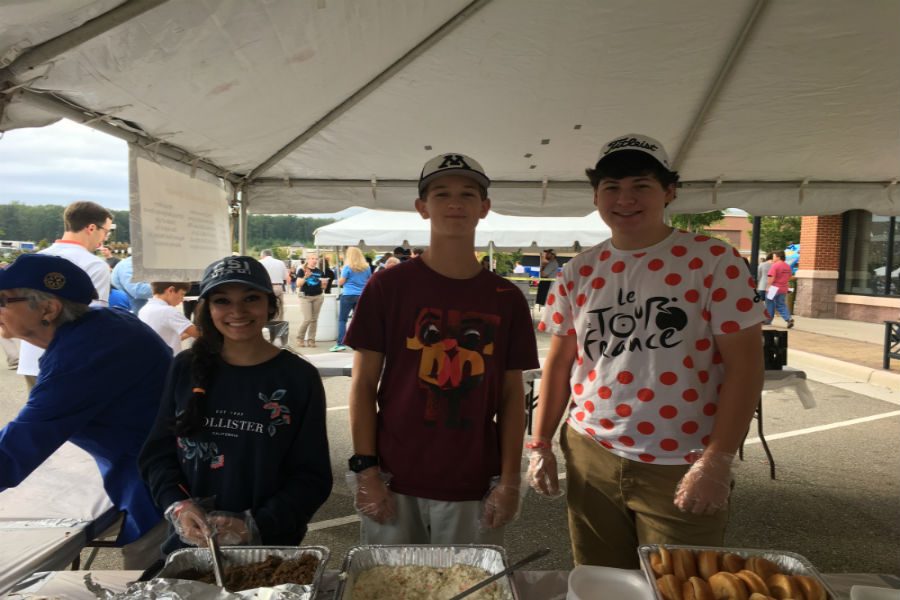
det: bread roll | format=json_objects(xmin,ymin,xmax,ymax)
[
  {"xmin": 652, "ymin": 547, "xmax": 675, "ymax": 577},
  {"xmin": 657, "ymin": 574, "xmax": 685, "ymax": 600},
  {"xmin": 746, "ymin": 557, "xmax": 780, "ymax": 582},
  {"xmin": 683, "ymin": 576, "xmax": 715, "ymax": 600},
  {"xmin": 721, "ymin": 553, "xmax": 746, "ymax": 573},
  {"xmin": 673, "ymin": 549, "xmax": 699, "ymax": 581},
  {"xmin": 709, "ymin": 571, "xmax": 749, "ymax": 600},
  {"xmin": 766, "ymin": 573, "xmax": 801, "ymax": 600},
  {"xmin": 793, "ymin": 574, "xmax": 826, "ymax": 600},
  {"xmin": 698, "ymin": 550, "xmax": 720, "ymax": 580},
  {"xmin": 747, "ymin": 594, "xmax": 775, "ymax": 600},
  {"xmin": 735, "ymin": 570, "xmax": 770, "ymax": 596}
]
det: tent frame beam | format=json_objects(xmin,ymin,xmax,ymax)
[
  {"xmin": 671, "ymin": 0, "xmax": 769, "ymax": 170},
  {"xmin": 243, "ymin": 0, "xmax": 494, "ymax": 183}
]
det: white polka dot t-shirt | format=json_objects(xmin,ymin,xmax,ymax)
[{"xmin": 539, "ymin": 229, "xmax": 766, "ymax": 465}]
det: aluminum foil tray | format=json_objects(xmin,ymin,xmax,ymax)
[
  {"xmin": 154, "ymin": 545, "xmax": 329, "ymax": 599},
  {"xmin": 638, "ymin": 544, "xmax": 838, "ymax": 600},
  {"xmin": 334, "ymin": 544, "xmax": 519, "ymax": 600}
]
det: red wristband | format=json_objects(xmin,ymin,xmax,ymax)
[{"xmin": 525, "ymin": 440, "xmax": 551, "ymax": 450}]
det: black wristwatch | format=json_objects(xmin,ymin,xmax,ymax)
[{"xmin": 348, "ymin": 454, "xmax": 379, "ymax": 473}]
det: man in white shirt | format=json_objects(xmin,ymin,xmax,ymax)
[
  {"xmin": 17, "ymin": 201, "xmax": 113, "ymax": 388},
  {"xmin": 259, "ymin": 249, "xmax": 288, "ymax": 320}
]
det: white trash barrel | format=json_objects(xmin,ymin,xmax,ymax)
[{"xmin": 316, "ymin": 294, "xmax": 338, "ymax": 342}]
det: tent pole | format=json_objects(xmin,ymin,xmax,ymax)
[
  {"xmin": 489, "ymin": 243, "xmax": 494, "ymax": 272},
  {"xmin": 243, "ymin": 0, "xmax": 494, "ymax": 182},
  {"xmin": 239, "ymin": 198, "xmax": 248, "ymax": 255},
  {"xmin": 750, "ymin": 216, "xmax": 762, "ymax": 282}
]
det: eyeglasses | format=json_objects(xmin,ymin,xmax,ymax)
[{"xmin": 0, "ymin": 296, "xmax": 29, "ymax": 308}]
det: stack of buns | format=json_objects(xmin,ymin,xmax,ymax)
[{"xmin": 649, "ymin": 547, "xmax": 827, "ymax": 600}]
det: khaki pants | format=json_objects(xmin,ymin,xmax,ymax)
[
  {"xmin": 561, "ymin": 425, "xmax": 729, "ymax": 568},
  {"xmin": 297, "ymin": 294, "xmax": 324, "ymax": 342},
  {"xmin": 271, "ymin": 284, "xmax": 285, "ymax": 320}
]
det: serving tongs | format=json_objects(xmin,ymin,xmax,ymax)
[
  {"xmin": 447, "ymin": 547, "xmax": 550, "ymax": 600},
  {"xmin": 205, "ymin": 530, "xmax": 227, "ymax": 588}
]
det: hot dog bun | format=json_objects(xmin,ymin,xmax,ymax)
[
  {"xmin": 657, "ymin": 574, "xmax": 685, "ymax": 600},
  {"xmin": 709, "ymin": 571, "xmax": 749, "ymax": 600},
  {"xmin": 683, "ymin": 576, "xmax": 715, "ymax": 600},
  {"xmin": 652, "ymin": 547, "xmax": 675, "ymax": 577}
]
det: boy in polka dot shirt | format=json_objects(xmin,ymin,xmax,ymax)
[{"xmin": 527, "ymin": 134, "xmax": 765, "ymax": 567}]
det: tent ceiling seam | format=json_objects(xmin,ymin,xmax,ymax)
[
  {"xmin": 242, "ymin": 0, "xmax": 494, "ymax": 183},
  {"xmin": 671, "ymin": 0, "xmax": 769, "ymax": 170}
]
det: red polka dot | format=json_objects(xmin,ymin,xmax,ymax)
[
  {"xmin": 599, "ymin": 418, "xmax": 615, "ymax": 430},
  {"xmin": 694, "ymin": 235, "xmax": 710, "ymax": 242},
  {"xmin": 703, "ymin": 403, "xmax": 717, "ymax": 416},
  {"xmin": 587, "ymin": 370, "xmax": 597, "ymax": 382},
  {"xmin": 736, "ymin": 298, "xmax": 753, "ymax": 312},
  {"xmin": 732, "ymin": 247, "xmax": 741, "ymax": 258},
  {"xmin": 698, "ymin": 370, "xmax": 710, "ymax": 383},
  {"xmin": 619, "ymin": 436, "xmax": 635, "ymax": 447},
  {"xmin": 612, "ymin": 261, "xmax": 626, "ymax": 273},
  {"xmin": 726, "ymin": 265, "xmax": 740, "ymax": 279},
  {"xmin": 683, "ymin": 356, "xmax": 694, "ymax": 369},
  {"xmin": 659, "ymin": 372, "xmax": 678, "ymax": 385},
  {"xmin": 591, "ymin": 277, "xmax": 606, "ymax": 289},
  {"xmin": 701, "ymin": 435, "xmax": 711, "ymax": 446},
  {"xmin": 703, "ymin": 275, "xmax": 713, "ymax": 288},
  {"xmin": 637, "ymin": 421, "xmax": 656, "ymax": 435},
  {"xmin": 552, "ymin": 312, "xmax": 564, "ymax": 324},
  {"xmin": 695, "ymin": 339, "xmax": 711, "ymax": 351},
  {"xmin": 567, "ymin": 281, "xmax": 575, "ymax": 291},
  {"xmin": 684, "ymin": 289, "xmax": 700, "ymax": 303},
  {"xmin": 617, "ymin": 371, "xmax": 634, "ymax": 384},
  {"xmin": 597, "ymin": 386, "xmax": 612, "ymax": 399},
  {"xmin": 660, "ymin": 439, "xmax": 679, "ymax": 451},
  {"xmin": 567, "ymin": 328, "xmax": 576, "ymax": 335},
  {"xmin": 637, "ymin": 388, "xmax": 655, "ymax": 402},
  {"xmin": 537, "ymin": 321, "xmax": 547, "ymax": 332},
  {"xmin": 688, "ymin": 257, "xmax": 704, "ymax": 270},
  {"xmin": 558, "ymin": 284, "xmax": 567, "ymax": 297},
  {"xmin": 648, "ymin": 259, "xmax": 664, "ymax": 271},
  {"xmin": 575, "ymin": 411, "xmax": 585, "ymax": 421},
  {"xmin": 665, "ymin": 273, "xmax": 682, "ymax": 286},
  {"xmin": 701, "ymin": 309, "xmax": 712, "ymax": 321},
  {"xmin": 712, "ymin": 288, "xmax": 727, "ymax": 302},
  {"xmin": 616, "ymin": 404, "xmax": 632, "ymax": 417},
  {"xmin": 721, "ymin": 320, "xmax": 740, "ymax": 334},
  {"xmin": 584, "ymin": 400, "xmax": 595, "ymax": 412},
  {"xmin": 633, "ymin": 252, "xmax": 647, "ymax": 258},
  {"xmin": 713, "ymin": 352, "xmax": 723, "ymax": 364},
  {"xmin": 639, "ymin": 454, "xmax": 656, "ymax": 463},
  {"xmin": 576, "ymin": 355, "xmax": 584, "ymax": 366},
  {"xmin": 547, "ymin": 294, "xmax": 556, "ymax": 306},
  {"xmin": 584, "ymin": 427, "xmax": 596, "ymax": 435},
  {"xmin": 576, "ymin": 293, "xmax": 587, "ymax": 307},
  {"xmin": 710, "ymin": 245, "xmax": 726, "ymax": 256},
  {"xmin": 682, "ymin": 421, "xmax": 699, "ymax": 434},
  {"xmin": 659, "ymin": 405, "xmax": 678, "ymax": 419},
  {"xmin": 579, "ymin": 265, "xmax": 594, "ymax": 277},
  {"xmin": 573, "ymin": 383, "xmax": 584, "ymax": 395},
  {"xmin": 671, "ymin": 245, "xmax": 688, "ymax": 257},
  {"xmin": 747, "ymin": 276, "xmax": 755, "ymax": 289},
  {"xmin": 682, "ymin": 388, "xmax": 699, "ymax": 402},
  {"xmin": 599, "ymin": 250, "xmax": 611, "ymax": 261},
  {"xmin": 600, "ymin": 440, "xmax": 614, "ymax": 449}
]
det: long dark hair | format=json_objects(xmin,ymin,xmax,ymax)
[{"xmin": 173, "ymin": 291, "xmax": 280, "ymax": 437}]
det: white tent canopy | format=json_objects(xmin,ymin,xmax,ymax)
[
  {"xmin": 313, "ymin": 209, "xmax": 611, "ymax": 251},
  {"xmin": 1, "ymin": 0, "xmax": 899, "ymax": 218}
]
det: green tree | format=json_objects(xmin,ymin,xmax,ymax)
[
  {"xmin": 752, "ymin": 216, "xmax": 801, "ymax": 253},
  {"xmin": 670, "ymin": 211, "xmax": 725, "ymax": 233}
]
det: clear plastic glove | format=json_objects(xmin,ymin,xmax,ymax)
[
  {"xmin": 346, "ymin": 469, "xmax": 396, "ymax": 524},
  {"xmin": 674, "ymin": 450, "xmax": 735, "ymax": 515},
  {"xmin": 164, "ymin": 500, "xmax": 210, "ymax": 547},
  {"xmin": 480, "ymin": 478, "xmax": 522, "ymax": 529},
  {"xmin": 207, "ymin": 510, "xmax": 260, "ymax": 546},
  {"xmin": 526, "ymin": 437, "xmax": 564, "ymax": 498}
]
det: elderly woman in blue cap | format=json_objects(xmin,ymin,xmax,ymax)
[
  {"xmin": 0, "ymin": 253, "xmax": 173, "ymax": 568},
  {"xmin": 139, "ymin": 256, "xmax": 332, "ymax": 555}
]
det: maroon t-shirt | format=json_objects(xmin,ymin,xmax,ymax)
[
  {"xmin": 344, "ymin": 258, "xmax": 539, "ymax": 501},
  {"xmin": 768, "ymin": 261, "xmax": 792, "ymax": 293}
]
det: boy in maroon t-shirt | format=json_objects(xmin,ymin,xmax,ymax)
[{"xmin": 344, "ymin": 153, "xmax": 539, "ymax": 544}]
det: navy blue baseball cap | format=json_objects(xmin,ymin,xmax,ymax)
[
  {"xmin": 0, "ymin": 253, "xmax": 98, "ymax": 304},
  {"xmin": 199, "ymin": 255, "xmax": 273, "ymax": 299}
]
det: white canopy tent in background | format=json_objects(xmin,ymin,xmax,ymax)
[
  {"xmin": 313, "ymin": 209, "xmax": 611, "ymax": 252},
  {"xmin": 1, "ymin": 0, "xmax": 899, "ymax": 268}
]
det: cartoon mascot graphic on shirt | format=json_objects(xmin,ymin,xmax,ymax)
[{"xmin": 406, "ymin": 308, "xmax": 499, "ymax": 428}]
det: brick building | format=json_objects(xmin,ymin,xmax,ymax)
[{"xmin": 795, "ymin": 212, "xmax": 899, "ymax": 323}]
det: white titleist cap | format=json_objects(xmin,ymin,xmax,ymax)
[{"xmin": 597, "ymin": 133, "xmax": 671, "ymax": 170}]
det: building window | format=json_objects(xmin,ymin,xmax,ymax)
[{"xmin": 840, "ymin": 211, "xmax": 898, "ymax": 297}]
